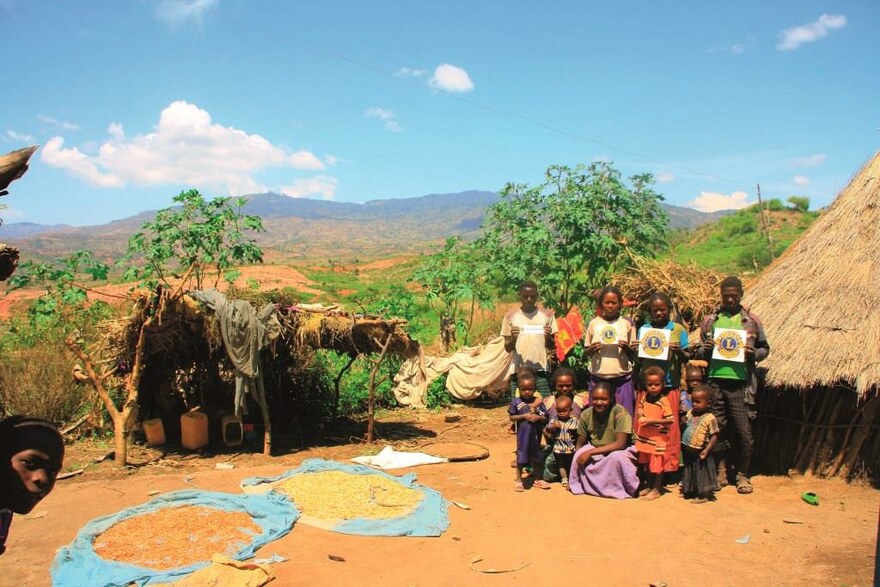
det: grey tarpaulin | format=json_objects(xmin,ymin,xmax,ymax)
[{"xmin": 190, "ymin": 290, "xmax": 281, "ymax": 416}]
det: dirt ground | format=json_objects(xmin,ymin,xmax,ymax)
[{"xmin": 1, "ymin": 406, "xmax": 876, "ymax": 586}]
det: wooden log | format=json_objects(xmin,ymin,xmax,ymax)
[
  {"xmin": 0, "ymin": 146, "xmax": 38, "ymax": 193},
  {"xmin": 839, "ymin": 394, "xmax": 880, "ymax": 479}
]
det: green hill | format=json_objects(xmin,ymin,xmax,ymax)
[{"xmin": 664, "ymin": 199, "xmax": 819, "ymax": 275}]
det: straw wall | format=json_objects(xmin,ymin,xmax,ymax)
[{"xmin": 755, "ymin": 384, "xmax": 880, "ymax": 485}]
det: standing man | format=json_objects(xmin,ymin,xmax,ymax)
[
  {"xmin": 694, "ymin": 276, "xmax": 769, "ymax": 495},
  {"xmin": 502, "ymin": 280, "xmax": 558, "ymax": 399}
]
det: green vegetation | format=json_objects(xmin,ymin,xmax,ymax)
[
  {"xmin": 666, "ymin": 199, "xmax": 818, "ymax": 274},
  {"xmin": 477, "ymin": 162, "xmax": 667, "ymax": 312},
  {"xmin": 121, "ymin": 189, "xmax": 264, "ymax": 290}
]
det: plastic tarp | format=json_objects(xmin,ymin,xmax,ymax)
[
  {"xmin": 240, "ymin": 459, "xmax": 450, "ymax": 537},
  {"xmin": 393, "ymin": 336, "xmax": 511, "ymax": 407},
  {"xmin": 350, "ymin": 445, "xmax": 447, "ymax": 469},
  {"xmin": 51, "ymin": 490, "xmax": 298, "ymax": 587}
]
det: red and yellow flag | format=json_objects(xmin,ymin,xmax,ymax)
[{"xmin": 554, "ymin": 306, "xmax": 585, "ymax": 362}]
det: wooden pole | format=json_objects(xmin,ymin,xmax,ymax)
[
  {"xmin": 366, "ymin": 330, "xmax": 394, "ymax": 444},
  {"xmin": 756, "ymin": 183, "xmax": 775, "ymax": 263}
]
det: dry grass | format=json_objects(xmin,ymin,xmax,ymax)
[
  {"xmin": 93, "ymin": 506, "xmax": 260, "ymax": 571},
  {"xmin": 276, "ymin": 471, "xmax": 423, "ymax": 520}
]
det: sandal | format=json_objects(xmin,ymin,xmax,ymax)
[
  {"xmin": 533, "ymin": 480, "xmax": 551, "ymax": 490},
  {"xmin": 736, "ymin": 474, "xmax": 753, "ymax": 494},
  {"xmin": 561, "ymin": 479, "xmax": 569, "ymax": 489},
  {"xmin": 514, "ymin": 482, "xmax": 525, "ymax": 492}
]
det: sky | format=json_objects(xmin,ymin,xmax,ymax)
[{"xmin": 1, "ymin": 0, "xmax": 878, "ymax": 226}]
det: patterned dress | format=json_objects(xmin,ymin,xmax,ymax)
[{"xmin": 509, "ymin": 397, "xmax": 547, "ymax": 465}]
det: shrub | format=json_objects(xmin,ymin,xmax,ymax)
[{"xmin": 0, "ymin": 341, "xmax": 89, "ymax": 424}]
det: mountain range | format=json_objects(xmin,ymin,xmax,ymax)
[{"xmin": 0, "ymin": 191, "xmax": 726, "ymax": 262}]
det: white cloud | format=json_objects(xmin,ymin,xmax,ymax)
[
  {"xmin": 155, "ymin": 0, "xmax": 218, "ymax": 26},
  {"xmin": 280, "ymin": 175, "xmax": 338, "ymax": 200},
  {"xmin": 289, "ymin": 151, "xmax": 325, "ymax": 169},
  {"xmin": 395, "ymin": 67, "xmax": 426, "ymax": 78},
  {"xmin": 688, "ymin": 190, "xmax": 752, "ymax": 213},
  {"xmin": 365, "ymin": 107, "xmax": 404, "ymax": 133},
  {"xmin": 6, "ymin": 130, "xmax": 34, "ymax": 143},
  {"xmin": 793, "ymin": 175, "xmax": 810, "ymax": 187},
  {"xmin": 37, "ymin": 114, "xmax": 80, "ymax": 131},
  {"xmin": 429, "ymin": 64, "xmax": 474, "ymax": 93},
  {"xmin": 656, "ymin": 172, "xmax": 675, "ymax": 183},
  {"xmin": 41, "ymin": 100, "xmax": 327, "ymax": 194},
  {"xmin": 790, "ymin": 153, "xmax": 826, "ymax": 168},
  {"xmin": 42, "ymin": 137, "xmax": 125, "ymax": 188},
  {"xmin": 323, "ymin": 154, "xmax": 338, "ymax": 166},
  {"xmin": 107, "ymin": 122, "xmax": 125, "ymax": 141},
  {"xmin": 777, "ymin": 14, "xmax": 846, "ymax": 51}
]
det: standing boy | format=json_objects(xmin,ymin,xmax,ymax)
[
  {"xmin": 501, "ymin": 280, "xmax": 558, "ymax": 398},
  {"xmin": 694, "ymin": 276, "xmax": 769, "ymax": 495}
]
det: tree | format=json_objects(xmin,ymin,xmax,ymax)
[
  {"xmin": 122, "ymin": 189, "xmax": 264, "ymax": 290},
  {"xmin": 787, "ymin": 196, "xmax": 810, "ymax": 213},
  {"xmin": 411, "ymin": 237, "xmax": 493, "ymax": 348},
  {"xmin": 477, "ymin": 162, "xmax": 668, "ymax": 312}
]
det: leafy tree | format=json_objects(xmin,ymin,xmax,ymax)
[
  {"xmin": 477, "ymin": 162, "xmax": 668, "ymax": 312},
  {"xmin": 787, "ymin": 196, "xmax": 810, "ymax": 213},
  {"xmin": 121, "ymin": 189, "xmax": 264, "ymax": 290},
  {"xmin": 411, "ymin": 236, "xmax": 493, "ymax": 346},
  {"xmin": 7, "ymin": 250, "xmax": 110, "ymax": 329}
]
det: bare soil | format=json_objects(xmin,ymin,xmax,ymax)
[{"xmin": 1, "ymin": 406, "xmax": 876, "ymax": 586}]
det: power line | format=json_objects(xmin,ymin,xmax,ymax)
[{"xmin": 182, "ymin": 0, "xmax": 749, "ymax": 186}]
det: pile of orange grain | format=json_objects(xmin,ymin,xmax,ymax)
[
  {"xmin": 276, "ymin": 471, "xmax": 423, "ymax": 520},
  {"xmin": 93, "ymin": 506, "xmax": 260, "ymax": 571}
]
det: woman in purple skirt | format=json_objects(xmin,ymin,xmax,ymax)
[{"xmin": 569, "ymin": 382, "xmax": 639, "ymax": 499}]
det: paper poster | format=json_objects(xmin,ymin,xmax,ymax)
[
  {"xmin": 594, "ymin": 324, "xmax": 621, "ymax": 346},
  {"xmin": 712, "ymin": 328, "xmax": 747, "ymax": 363},
  {"xmin": 520, "ymin": 324, "xmax": 545, "ymax": 335},
  {"xmin": 638, "ymin": 328, "xmax": 670, "ymax": 361}
]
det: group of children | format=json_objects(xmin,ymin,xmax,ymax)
[{"xmin": 505, "ymin": 276, "xmax": 769, "ymax": 501}]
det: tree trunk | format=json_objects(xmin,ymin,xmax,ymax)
[{"xmin": 333, "ymin": 355, "xmax": 357, "ymax": 424}]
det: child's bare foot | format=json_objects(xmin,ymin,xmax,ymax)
[
  {"xmin": 514, "ymin": 481, "xmax": 525, "ymax": 492},
  {"xmin": 533, "ymin": 480, "xmax": 551, "ymax": 490},
  {"xmin": 642, "ymin": 489, "xmax": 662, "ymax": 500},
  {"xmin": 561, "ymin": 479, "xmax": 569, "ymax": 489},
  {"xmin": 638, "ymin": 487, "xmax": 652, "ymax": 497},
  {"xmin": 691, "ymin": 496, "xmax": 709, "ymax": 504}
]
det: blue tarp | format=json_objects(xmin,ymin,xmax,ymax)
[
  {"xmin": 51, "ymin": 489, "xmax": 298, "ymax": 587},
  {"xmin": 241, "ymin": 459, "xmax": 450, "ymax": 537}
]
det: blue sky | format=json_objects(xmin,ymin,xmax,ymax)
[{"xmin": 1, "ymin": 1, "xmax": 877, "ymax": 226}]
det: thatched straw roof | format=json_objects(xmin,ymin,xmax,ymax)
[{"xmin": 744, "ymin": 152, "xmax": 880, "ymax": 397}]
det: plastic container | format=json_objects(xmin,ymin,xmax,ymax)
[
  {"xmin": 143, "ymin": 418, "xmax": 166, "ymax": 447},
  {"xmin": 221, "ymin": 414, "xmax": 243, "ymax": 447},
  {"xmin": 180, "ymin": 411, "xmax": 209, "ymax": 450}
]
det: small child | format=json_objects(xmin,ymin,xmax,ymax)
[
  {"xmin": 542, "ymin": 395, "xmax": 579, "ymax": 489},
  {"xmin": 634, "ymin": 366, "xmax": 673, "ymax": 500},
  {"xmin": 508, "ymin": 369, "xmax": 549, "ymax": 491},
  {"xmin": 681, "ymin": 385, "xmax": 720, "ymax": 503},
  {"xmin": 682, "ymin": 364, "xmax": 705, "ymax": 416},
  {"xmin": 0, "ymin": 416, "xmax": 65, "ymax": 556}
]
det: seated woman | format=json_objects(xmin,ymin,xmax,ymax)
[{"xmin": 568, "ymin": 382, "xmax": 639, "ymax": 499}]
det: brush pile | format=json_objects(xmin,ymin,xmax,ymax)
[{"xmin": 610, "ymin": 255, "xmax": 725, "ymax": 330}]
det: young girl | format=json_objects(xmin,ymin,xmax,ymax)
[
  {"xmin": 569, "ymin": 382, "xmax": 639, "ymax": 499},
  {"xmin": 634, "ymin": 292, "xmax": 689, "ymax": 474},
  {"xmin": 634, "ymin": 366, "xmax": 673, "ymax": 500},
  {"xmin": 508, "ymin": 369, "xmax": 549, "ymax": 491},
  {"xmin": 585, "ymin": 286, "xmax": 637, "ymax": 417},
  {"xmin": 681, "ymin": 385, "xmax": 720, "ymax": 503},
  {"xmin": 0, "ymin": 416, "xmax": 65, "ymax": 555}
]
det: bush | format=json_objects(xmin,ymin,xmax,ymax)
[{"xmin": 0, "ymin": 341, "xmax": 89, "ymax": 424}]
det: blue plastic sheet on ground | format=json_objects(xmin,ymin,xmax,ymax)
[
  {"xmin": 50, "ymin": 489, "xmax": 298, "ymax": 587},
  {"xmin": 241, "ymin": 458, "xmax": 450, "ymax": 537}
]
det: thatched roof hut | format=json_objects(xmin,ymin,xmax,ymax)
[
  {"xmin": 96, "ymin": 288, "xmax": 419, "ymax": 454},
  {"xmin": 745, "ymin": 152, "xmax": 880, "ymax": 482}
]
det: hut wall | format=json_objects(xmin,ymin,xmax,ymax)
[{"xmin": 755, "ymin": 385, "xmax": 880, "ymax": 485}]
